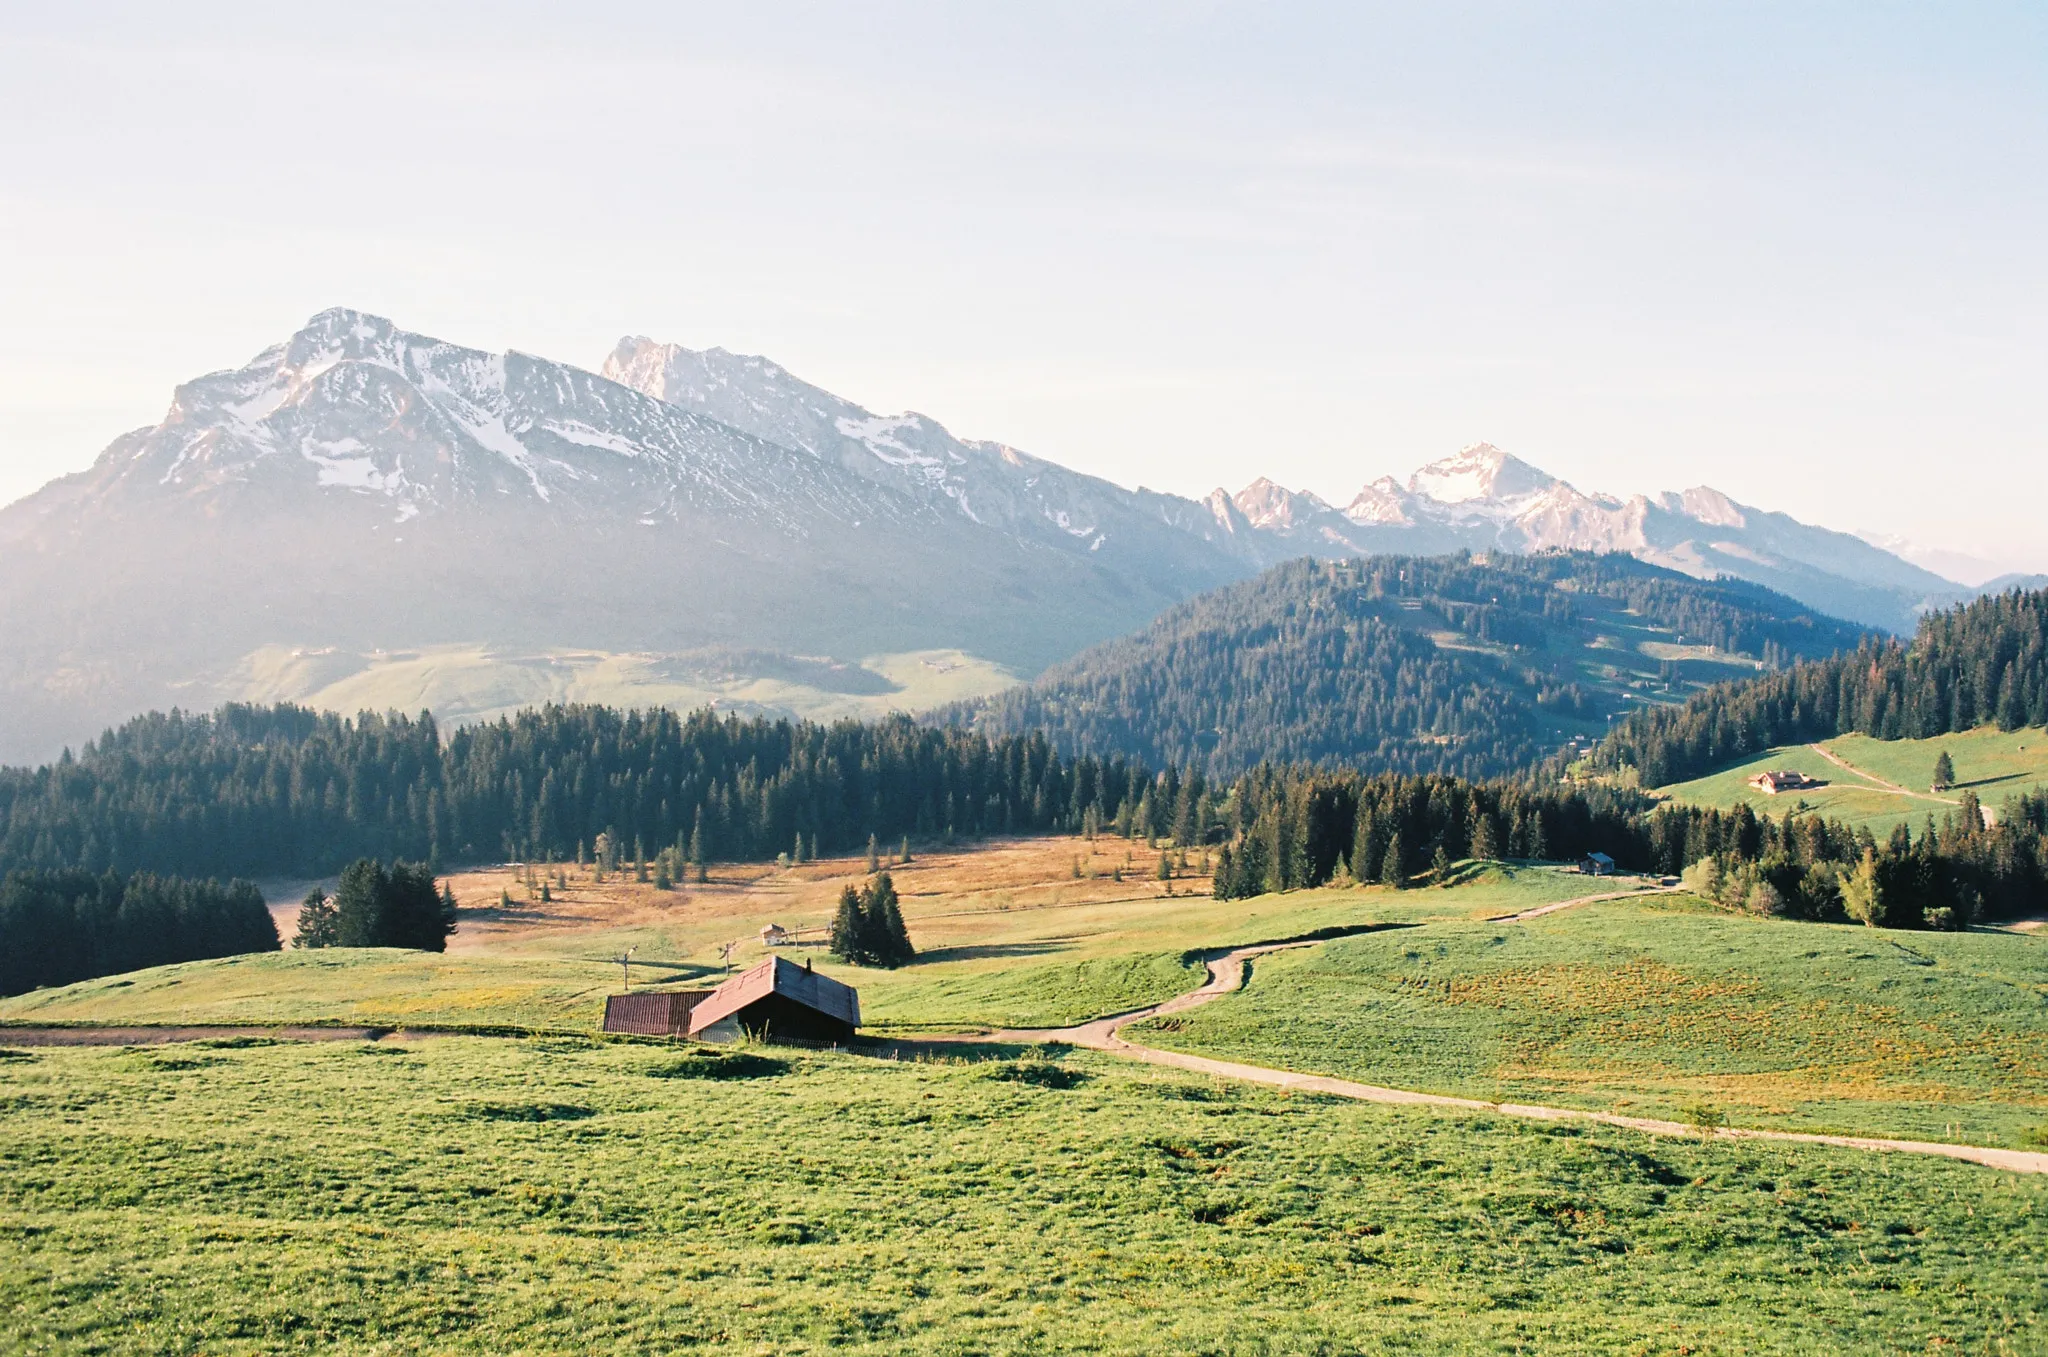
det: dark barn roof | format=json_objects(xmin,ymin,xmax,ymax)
[
  {"xmin": 602, "ymin": 990, "xmax": 712, "ymax": 1036},
  {"xmin": 687, "ymin": 956, "xmax": 861, "ymax": 1044}
]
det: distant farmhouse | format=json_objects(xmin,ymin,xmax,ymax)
[
  {"xmin": 602, "ymin": 955, "xmax": 860, "ymax": 1046},
  {"xmin": 1578, "ymin": 851, "xmax": 1616, "ymax": 877},
  {"xmin": 1747, "ymin": 770, "xmax": 1821, "ymax": 795}
]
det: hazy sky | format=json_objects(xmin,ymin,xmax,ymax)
[{"xmin": 3, "ymin": 3, "xmax": 2044, "ymax": 575}]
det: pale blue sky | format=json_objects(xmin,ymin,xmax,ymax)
[{"xmin": 2, "ymin": 2, "xmax": 2043, "ymax": 574}]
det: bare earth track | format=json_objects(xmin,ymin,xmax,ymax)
[
  {"xmin": 951, "ymin": 887, "xmax": 2048, "ymax": 1176},
  {"xmin": 1809, "ymin": 741, "xmax": 1998, "ymax": 827}
]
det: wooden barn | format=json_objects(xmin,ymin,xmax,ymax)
[
  {"xmin": 601, "ymin": 990, "xmax": 713, "ymax": 1036},
  {"xmin": 685, "ymin": 956, "xmax": 861, "ymax": 1046}
]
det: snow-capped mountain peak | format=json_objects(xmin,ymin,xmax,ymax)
[
  {"xmin": 1232, "ymin": 478, "xmax": 1330, "ymax": 530},
  {"xmin": 1405, "ymin": 442, "xmax": 1557, "ymax": 505}
]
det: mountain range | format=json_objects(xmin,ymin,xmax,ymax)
[{"xmin": 0, "ymin": 307, "xmax": 1979, "ymax": 763}]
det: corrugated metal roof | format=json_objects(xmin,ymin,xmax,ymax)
[{"xmin": 686, "ymin": 955, "xmax": 860, "ymax": 1035}]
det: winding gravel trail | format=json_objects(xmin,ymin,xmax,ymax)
[
  {"xmin": 1807, "ymin": 742, "xmax": 1997, "ymax": 827},
  {"xmin": 958, "ymin": 889, "xmax": 2048, "ymax": 1176}
]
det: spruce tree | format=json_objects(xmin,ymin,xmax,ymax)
[
  {"xmin": 293, "ymin": 887, "xmax": 338, "ymax": 949},
  {"xmin": 829, "ymin": 885, "xmax": 865, "ymax": 964},
  {"xmin": 864, "ymin": 872, "xmax": 914, "ymax": 967},
  {"xmin": 1380, "ymin": 831, "xmax": 1406, "ymax": 889},
  {"xmin": 865, "ymin": 833, "xmax": 879, "ymax": 873},
  {"xmin": 900, "ymin": 835, "xmax": 911, "ymax": 864},
  {"xmin": 1470, "ymin": 813, "xmax": 1499, "ymax": 861},
  {"xmin": 1931, "ymin": 750, "xmax": 1956, "ymax": 791},
  {"xmin": 1350, "ymin": 809, "xmax": 1382, "ymax": 883}
]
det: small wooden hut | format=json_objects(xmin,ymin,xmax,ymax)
[{"xmin": 686, "ymin": 956, "xmax": 860, "ymax": 1046}]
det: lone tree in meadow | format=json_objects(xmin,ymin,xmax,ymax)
[
  {"xmin": 828, "ymin": 872, "xmax": 915, "ymax": 968},
  {"xmin": 1931, "ymin": 749, "xmax": 1956, "ymax": 792}
]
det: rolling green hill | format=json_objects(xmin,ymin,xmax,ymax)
[
  {"xmin": 961, "ymin": 552, "xmax": 1872, "ymax": 778},
  {"xmin": 1652, "ymin": 725, "xmax": 2048, "ymax": 837}
]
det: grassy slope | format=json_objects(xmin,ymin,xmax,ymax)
[
  {"xmin": 1, "ymin": 1036, "xmax": 2042, "ymax": 1354},
  {"xmin": 1654, "ymin": 724, "xmax": 2048, "ymax": 835},
  {"xmin": 1135, "ymin": 894, "xmax": 2048, "ymax": 1145},
  {"xmin": 235, "ymin": 643, "xmax": 1021, "ymax": 731},
  {"xmin": 0, "ymin": 851, "xmax": 1599, "ymax": 1034}
]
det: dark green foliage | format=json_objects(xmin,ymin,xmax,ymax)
[
  {"xmin": 292, "ymin": 888, "xmax": 337, "ymax": 949},
  {"xmin": 1203, "ymin": 764, "xmax": 2048, "ymax": 927},
  {"xmin": 1595, "ymin": 586, "xmax": 2048, "ymax": 786},
  {"xmin": 1932, "ymin": 749, "xmax": 1956, "ymax": 791},
  {"xmin": 1661, "ymin": 792, "xmax": 2046, "ymax": 928},
  {"xmin": 829, "ymin": 872, "xmax": 915, "ymax": 968},
  {"xmin": 319, "ymin": 859, "xmax": 457, "ymax": 952},
  {"xmin": 962, "ymin": 552, "xmax": 1869, "ymax": 778},
  {"xmin": 0, "ymin": 705, "xmax": 1153, "ymax": 882},
  {"xmin": 0, "ymin": 869, "xmax": 277, "ymax": 996}
]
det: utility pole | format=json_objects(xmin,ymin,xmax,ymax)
[{"xmin": 617, "ymin": 947, "xmax": 635, "ymax": 991}]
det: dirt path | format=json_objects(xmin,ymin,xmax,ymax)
[
  {"xmin": 928, "ymin": 899, "xmax": 2048, "ymax": 1176},
  {"xmin": 1485, "ymin": 884, "xmax": 1680, "ymax": 922},
  {"xmin": 1808, "ymin": 742, "xmax": 1997, "ymax": 828}
]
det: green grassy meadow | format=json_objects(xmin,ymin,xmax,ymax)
[
  {"xmin": 2, "ymin": 1035, "xmax": 2044, "ymax": 1354},
  {"xmin": 1653, "ymin": 724, "xmax": 2048, "ymax": 835},
  {"xmin": 0, "ymin": 864, "xmax": 1600, "ymax": 1036},
  {"xmin": 1134, "ymin": 894, "xmax": 2048, "ymax": 1146}
]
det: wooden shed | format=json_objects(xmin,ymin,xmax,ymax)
[
  {"xmin": 686, "ymin": 956, "xmax": 860, "ymax": 1046},
  {"xmin": 601, "ymin": 990, "xmax": 713, "ymax": 1036}
]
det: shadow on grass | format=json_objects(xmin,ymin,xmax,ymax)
[
  {"xmin": 851, "ymin": 1036, "xmax": 1066, "ymax": 1065},
  {"xmin": 1956, "ymin": 773, "xmax": 2025, "ymax": 792},
  {"xmin": 906, "ymin": 941, "xmax": 1073, "ymax": 964}
]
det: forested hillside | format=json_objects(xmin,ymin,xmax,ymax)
[
  {"xmin": 961, "ymin": 552, "xmax": 1871, "ymax": 778},
  {"xmin": 1593, "ymin": 587, "xmax": 2048, "ymax": 786},
  {"xmin": 0, "ymin": 704, "xmax": 1167, "ymax": 881},
  {"xmin": 1212, "ymin": 765, "xmax": 2048, "ymax": 927}
]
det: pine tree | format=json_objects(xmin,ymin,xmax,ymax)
[
  {"xmin": 1431, "ymin": 843, "xmax": 1453, "ymax": 884},
  {"xmin": 1380, "ymin": 831, "xmax": 1406, "ymax": 889},
  {"xmin": 829, "ymin": 885, "xmax": 865, "ymax": 963},
  {"xmin": 900, "ymin": 836, "xmax": 911, "ymax": 864},
  {"xmin": 865, "ymin": 834, "xmax": 880, "ymax": 873},
  {"xmin": 1932, "ymin": 750, "xmax": 1956, "ymax": 791},
  {"xmin": 292, "ymin": 887, "xmax": 338, "ymax": 949},
  {"xmin": 1350, "ymin": 809, "xmax": 1382, "ymax": 883},
  {"xmin": 1470, "ymin": 813, "xmax": 1499, "ymax": 860},
  {"xmin": 1157, "ymin": 851, "xmax": 1173, "ymax": 881},
  {"xmin": 794, "ymin": 831, "xmax": 806, "ymax": 865},
  {"xmin": 864, "ymin": 872, "xmax": 914, "ymax": 967}
]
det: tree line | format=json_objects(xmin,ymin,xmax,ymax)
[
  {"xmin": 1210, "ymin": 768, "xmax": 1652, "ymax": 898},
  {"xmin": 1592, "ymin": 586, "xmax": 2048, "ymax": 787},
  {"xmin": 1204, "ymin": 763, "xmax": 2048, "ymax": 930},
  {"xmin": 961, "ymin": 551, "xmax": 1869, "ymax": 780},
  {"xmin": 0, "ymin": 869, "xmax": 279, "ymax": 997},
  {"xmin": 0, "ymin": 704, "xmax": 1162, "ymax": 882}
]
